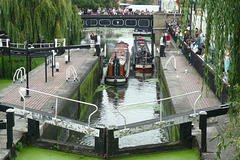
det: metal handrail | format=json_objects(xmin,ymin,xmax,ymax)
[
  {"xmin": 66, "ymin": 66, "xmax": 78, "ymax": 81},
  {"xmin": 13, "ymin": 67, "xmax": 26, "ymax": 83},
  {"xmin": 10, "ymin": 43, "xmax": 25, "ymax": 48},
  {"xmin": 18, "ymin": 87, "xmax": 98, "ymax": 126},
  {"xmin": 164, "ymin": 55, "xmax": 177, "ymax": 70},
  {"xmin": 117, "ymin": 91, "xmax": 201, "ymax": 129},
  {"xmin": 13, "ymin": 69, "xmax": 22, "ymax": 83},
  {"xmin": 31, "ymin": 43, "xmax": 54, "ymax": 48}
]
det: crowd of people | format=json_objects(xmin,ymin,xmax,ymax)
[
  {"xmin": 166, "ymin": 19, "xmax": 206, "ymax": 57},
  {"xmin": 78, "ymin": 7, "xmax": 157, "ymax": 16},
  {"xmin": 166, "ymin": 18, "xmax": 230, "ymax": 84}
]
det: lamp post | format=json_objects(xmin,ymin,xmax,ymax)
[
  {"xmin": 159, "ymin": 0, "xmax": 162, "ymax": 11},
  {"xmin": 26, "ymin": 32, "xmax": 30, "ymax": 97},
  {"xmin": 67, "ymin": 20, "xmax": 70, "ymax": 62}
]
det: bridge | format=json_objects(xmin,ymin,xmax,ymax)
[
  {"xmin": 81, "ymin": 13, "xmax": 181, "ymax": 48},
  {"xmin": 81, "ymin": 15, "xmax": 153, "ymax": 29}
]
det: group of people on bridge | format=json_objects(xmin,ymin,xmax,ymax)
[{"xmin": 78, "ymin": 7, "xmax": 156, "ymax": 16}]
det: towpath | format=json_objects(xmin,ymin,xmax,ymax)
[{"xmin": 160, "ymin": 38, "xmax": 233, "ymax": 159}]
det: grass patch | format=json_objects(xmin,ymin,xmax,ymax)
[{"xmin": 0, "ymin": 79, "xmax": 12, "ymax": 90}]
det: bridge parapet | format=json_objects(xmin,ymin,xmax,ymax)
[{"xmin": 81, "ymin": 15, "xmax": 153, "ymax": 29}]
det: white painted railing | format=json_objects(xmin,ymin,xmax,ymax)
[
  {"xmin": 18, "ymin": 87, "xmax": 98, "ymax": 126},
  {"xmin": 10, "ymin": 43, "xmax": 54, "ymax": 49},
  {"xmin": 164, "ymin": 55, "xmax": 177, "ymax": 70},
  {"xmin": 0, "ymin": 38, "xmax": 10, "ymax": 47},
  {"xmin": 13, "ymin": 67, "xmax": 26, "ymax": 83},
  {"xmin": 31, "ymin": 43, "xmax": 54, "ymax": 48},
  {"xmin": 55, "ymin": 38, "xmax": 66, "ymax": 47},
  {"xmin": 10, "ymin": 43, "xmax": 25, "ymax": 48},
  {"xmin": 117, "ymin": 91, "xmax": 201, "ymax": 129},
  {"xmin": 66, "ymin": 66, "xmax": 78, "ymax": 81}
]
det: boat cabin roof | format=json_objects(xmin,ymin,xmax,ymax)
[{"xmin": 109, "ymin": 42, "xmax": 129, "ymax": 65}]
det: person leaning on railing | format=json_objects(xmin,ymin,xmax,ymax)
[{"xmin": 223, "ymin": 69, "xmax": 229, "ymax": 85}]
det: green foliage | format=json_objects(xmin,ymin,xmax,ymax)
[
  {"xmin": 0, "ymin": 79, "xmax": 12, "ymax": 90},
  {"xmin": 54, "ymin": 143, "xmax": 60, "ymax": 150},
  {"xmin": 65, "ymin": 146, "xmax": 71, "ymax": 153},
  {"xmin": 0, "ymin": 56, "xmax": 44, "ymax": 79},
  {"xmin": 16, "ymin": 142, "xmax": 23, "ymax": 151},
  {"xmin": 0, "ymin": 0, "xmax": 83, "ymax": 44},
  {"xmin": 181, "ymin": 0, "xmax": 240, "ymax": 159},
  {"xmin": 72, "ymin": 0, "xmax": 119, "ymax": 11},
  {"xmin": 133, "ymin": 0, "xmax": 154, "ymax": 5}
]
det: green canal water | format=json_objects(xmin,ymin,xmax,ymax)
[{"xmin": 16, "ymin": 146, "xmax": 200, "ymax": 160}]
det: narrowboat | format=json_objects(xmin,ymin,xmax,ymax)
[
  {"xmin": 132, "ymin": 36, "xmax": 154, "ymax": 71},
  {"xmin": 105, "ymin": 41, "xmax": 130, "ymax": 86}
]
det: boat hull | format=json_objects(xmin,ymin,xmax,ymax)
[
  {"xmin": 105, "ymin": 77, "xmax": 127, "ymax": 86},
  {"xmin": 104, "ymin": 41, "xmax": 130, "ymax": 86},
  {"xmin": 132, "ymin": 38, "xmax": 154, "ymax": 71},
  {"xmin": 134, "ymin": 64, "xmax": 153, "ymax": 71}
]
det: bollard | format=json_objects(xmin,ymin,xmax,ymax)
[
  {"xmin": 106, "ymin": 125, "xmax": 119, "ymax": 157},
  {"xmin": 199, "ymin": 111, "xmax": 207, "ymax": 152},
  {"xmin": 95, "ymin": 44, "xmax": 100, "ymax": 56},
  {"xmin": 27, "ymin": 119, "xmax": 40, "ymax": 144},
  {"xmin": 65, "ymin": 55, "xmax": 68, "ymax": 64},
  {"xmin": 6, "ymin": 108, "xmax": 15, "ymax": 155},
  {"xmin": 56, "ymin": 62, "xmax": 59, "ymax": 72},
  {"xmin": 180, "ymin": 122, "xmax": 192, "ymax": 147},
  {"xmin": 95, "ymin": 124, "xmax": 106, "ymax": 156}
]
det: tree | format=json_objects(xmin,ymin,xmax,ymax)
[
  {"xmin": 72, "ymin": 0, "xmax": 119, "ymax": 12},
  {"xmin": 133, "ymin": 0, "xmax": 154, "ymax": 5},
  {"xmin": 0, "ymin": 0, "xmax": 83, "ymax": 44},
  {"xmin": 181, "ymin": 0, "xmax": 240, "ymax": 159}
]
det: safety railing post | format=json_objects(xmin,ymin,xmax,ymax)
[
  {"xmin": 199, "ymin": 111, "xmax": 207, "ymax": 152},
  {"xmin": 55, "ymin": 97, "xmax": 58, "ymax": 119},
  {"xmin": 6, "ymin": 109, "xmax": 15, "ymax": 152},
  {"xmin": 160, "ymin": 101, "xmax": 163, "ymax": 122},
  {"xmin": 106, "ymin": 126, "xmax": 119, "ymax": 157},
  {"xmin": 180, "ymin": 122, "xmax": 192, "ymax": 147},
  {"xmin": 27, "ymin": 118, "xmax": 40, "ymax": 144},
  {"xmin": 95, "ymin": 124, "xmax": 106, "ymax": 156}
]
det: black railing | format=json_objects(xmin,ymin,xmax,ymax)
[
  {"xmin": 166, "ymin": 22, "xmax": 228, "ymax": 104},
  {"xmin": 166, "ymin": 23, "xmax": 178, "ymax": 42}
]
